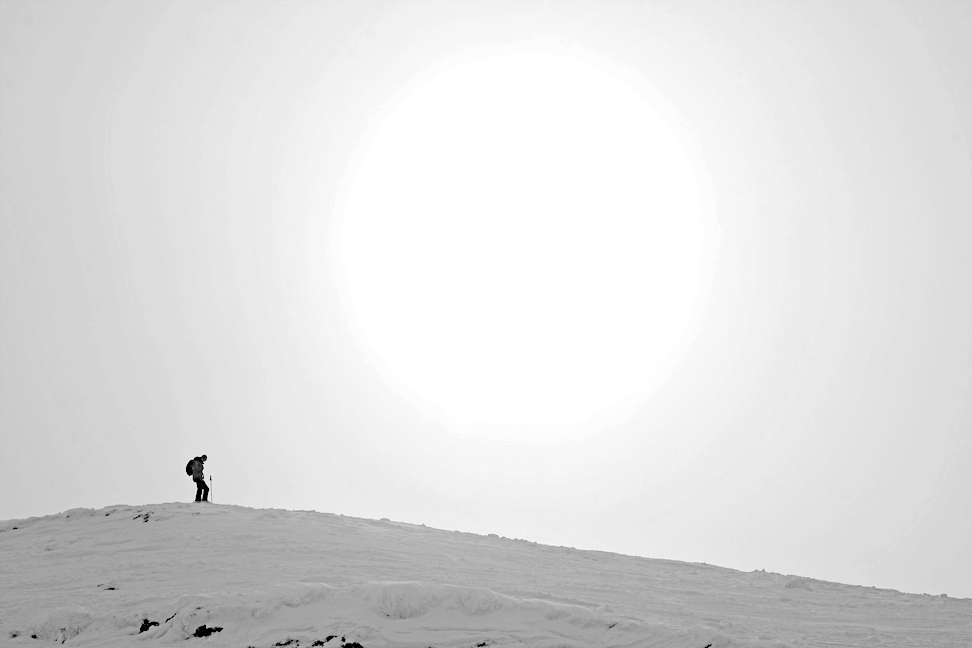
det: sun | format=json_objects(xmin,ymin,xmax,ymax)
[{"xmin": 332, "ymin": 45, "xmax": 712, "ymax": 443}]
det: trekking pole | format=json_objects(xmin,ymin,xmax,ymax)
[{"xmin": 210, "ymin": 475, "xmax": 213, "ymax": 504}]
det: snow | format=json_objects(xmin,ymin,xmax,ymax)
[{"xmin": 1, "ymin": 503, "xmax": 968, "ymax": 647}]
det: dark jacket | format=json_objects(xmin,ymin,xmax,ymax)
[{"xmin": 192, "ymin": 458, "xmax": 205, "ymax": 481}]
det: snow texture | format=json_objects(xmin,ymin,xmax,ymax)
[{"xmin": 0, "ymin": 503, "xmax": 968, "ymax": 647}]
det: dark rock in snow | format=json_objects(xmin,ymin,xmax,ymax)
[{"xmin": 193, "ymin": 624, "xmax": 223, "ymax": 637}]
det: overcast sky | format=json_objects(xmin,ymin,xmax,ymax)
[{"xmin": 1, "ymin": 1, "xmax": 970, "ymax": 599}]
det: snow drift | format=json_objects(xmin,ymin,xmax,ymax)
[{"xmin": 1, "ymin": 503, "xmax": 968, "ymax": 647}]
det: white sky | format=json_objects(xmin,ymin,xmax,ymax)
[{"xmin": 1, "ymin": 1, "xmax": 970, "ymax": 599}]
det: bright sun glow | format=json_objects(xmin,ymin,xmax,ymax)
[{"xmin": 334, "ymin": 46, "xmax": 711, "ymax": 443}]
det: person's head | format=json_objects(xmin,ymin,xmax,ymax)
[{"xmin": 201, "ymin": 455, "xmax": 207, "ymax": 462}]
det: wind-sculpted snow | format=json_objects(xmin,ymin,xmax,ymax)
[
  {"xmin": 121, "ymin": 581, "xmax": 662, "ymax": 647},
  {"xmin": 0, "ymin": 504, "xmax": 968, "ymax": 647}
]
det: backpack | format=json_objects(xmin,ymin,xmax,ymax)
[{"xmin": 186, "ymin": 458, "xmax": 196, "ymax": 476}]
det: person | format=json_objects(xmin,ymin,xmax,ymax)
[{"xmin": 191, "ymin": 455, "xmax": 209, "ymax": 502}]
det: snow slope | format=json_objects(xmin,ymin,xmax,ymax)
[{"xmin": 1, "ymin": 503, "xmax": 968, "ymax": 647}]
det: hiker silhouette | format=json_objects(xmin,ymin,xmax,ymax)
[{"xmin": 189, "ymin": 455, "xmax": 209, "ymax": 502}]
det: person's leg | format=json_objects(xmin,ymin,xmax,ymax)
[
  {"xmin": 200, "ymin": 479, "xmax": 209, "ymax": 502},
  {"xmin": 194, "ymin": 479, "xmax": 204, "ymax": 502}
]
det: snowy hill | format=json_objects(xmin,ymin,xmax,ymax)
[{"xmin": 1, "ymin": 504, "xmax": 968, "ymax": 647}]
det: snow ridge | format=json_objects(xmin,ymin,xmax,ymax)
[{"xmin": 1, "ymin": 503, "xmax": 969, "ymax": 647}]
